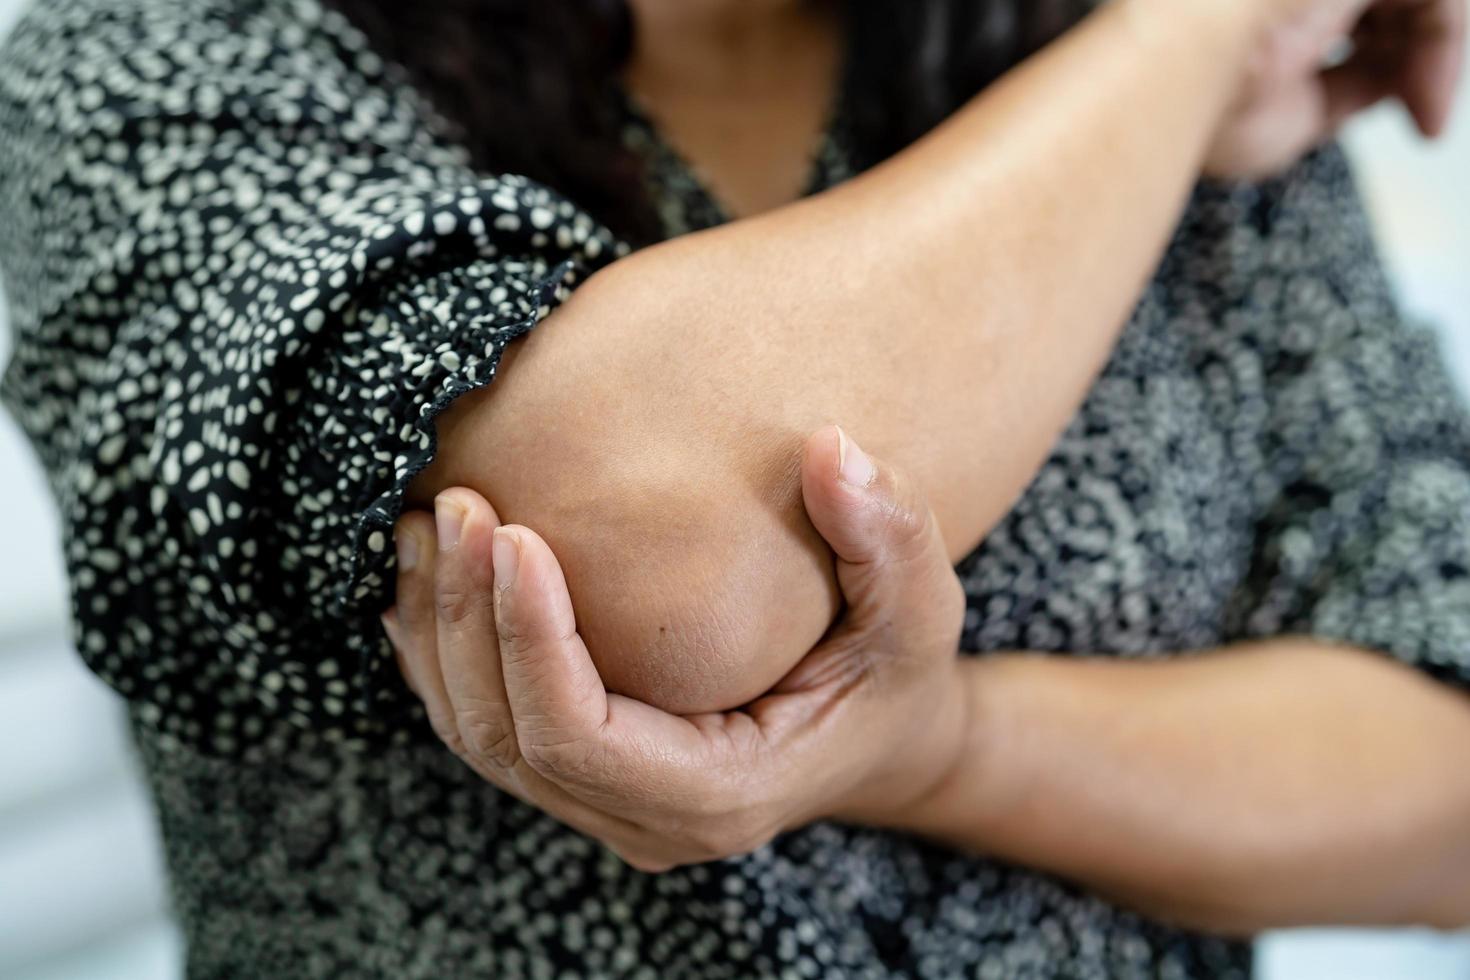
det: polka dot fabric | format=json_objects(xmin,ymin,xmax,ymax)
[
  {"xmin": 0, "ymin": 0, "xmax": 620, "ymax": 757},
  {"xmin": 2, "ymin": 0, "xmax": 1468, "ymax": 977}
]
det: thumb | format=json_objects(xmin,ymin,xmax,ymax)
[
  {"xmin": 800, "ymin": 425, "xmax": 882, "ymax": 564},
  {"xmin": 799, "ymin": 426, "xmax": 960, "ymax": 625},
  {"xmin": 801, "ymin": 425, "xmax": 934, "ymax": 568}
]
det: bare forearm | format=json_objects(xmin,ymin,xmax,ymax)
[
  {"xmin": 906, "ymin": 643, "xmax": 1470, "ymax": 933},
  {"xmin": 783, "ymin": 0, "xmax": 1258, "ymax": 552},
  {"xmin": 557, "ymin": 0, "xmax": 1259, "ymax": 558}
]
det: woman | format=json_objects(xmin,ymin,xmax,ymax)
[{"xmin": 1, "ymin": 0, "xmax": 1468, "ymax": 974}]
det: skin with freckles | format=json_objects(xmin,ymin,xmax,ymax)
[{"xmin": 394, "ymin": 0, "xmax": 1470, "ymax": 933}]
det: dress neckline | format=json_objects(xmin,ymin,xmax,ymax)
[{"xmin": 614, "ymin": 49, "xmax": 855, "ymax": 238}]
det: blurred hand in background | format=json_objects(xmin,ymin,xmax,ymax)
[{"xmin": 1206, "ymin": 0, "xmax": 1465, "ymax": 176}]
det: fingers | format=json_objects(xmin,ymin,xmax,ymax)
[
  {"xmin": 492, "ymin": 524, "xmax": 756, "ymax": 828},
  {"xmin": 492, "ymin": 524, "xmax": 610, "ymax": 777},
  {"xmin": 1352, "ymin": 0, "xmax": 1466, "ymax": 138},
  {"xmin": 430, "ymin": 488, "xmax": 519, "ymax": 768},
  {"xmin": 1319, "ymin": 58, "xmax": 1396, "ymax": 133},
  {"xmin": 492, "ymin": 522, "xmax": 782, "ymax": 854},
  {"xmin": 415, "ymin": 496, "xmax": 611, "ymax": 787},
  {"xmin": 486, "ymin": 521, "xmax": 765, "ymax": 862},
  {"xmin": 796, "ymin": 425, "xmax": 964, "ymax": 659},
  {"xmin": 389, "ymin": 492, "xmax": 691, "ymax": 863},
  {"xmin": 428, "ymin": 493, "xmax": 665, "ymax": 844},
  {"xmin": 1396, "ymin": 0, "xmax": 1465, "ymax": 137},
  {"xmin": 384, "ymin": 510, "xmax": 460, "ymax": 749}
]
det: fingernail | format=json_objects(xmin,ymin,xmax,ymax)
[
  {"xmin": 492, "ymin": 526, "xmax": 520, "ymax": 590},
  {"xmin": 836, "ymin": 426, "xmax": 875, "ymax": 488},
  {"xmin": 395, "ymin": 527, "xmax": 419, "ymax": 571},
  {"xmin": 380, "ymin": 608, "xmax": 400, "ymax": 645},
  {"xmin": 435, "ymin": 494, "xmax": 464, "ymax": 552}
]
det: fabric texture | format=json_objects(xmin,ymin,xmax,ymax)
[
  {"xmin": 1, "ymin": 0, "xmax": 1467, "ymax": 977},
  {"xmin": 0, "ymin": 0, "xmax": 620, "ymax": 755}
]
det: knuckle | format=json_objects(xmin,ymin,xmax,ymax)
[
  {"xmin": 434, "ymin": 585, "xmax": 481, "ymax": 625},
  {"xmin": 391, "ymin": 595, "xmax": 431, "ymax": 638},
  {"xmin": 393, "ymin": 576, "xmax": 430, "ymax": 630},
  {"xmin": 878, "ymin": 491, "xmax": 935, "ymax": 564},
  {"xmin": 395, "ymin": 597, "xmax": 427, "ymax": 633},
  {"xmin": 430, "ymin": 716, "xmax": 469, "ymax": 759},
  {"xmin": 494, "ymin": 606, "xmax": 532, "ymax": 654},
  {"xmin": 886, "ymin": 492, "xmax": 929, "ymax": 542},
  {"xmin": 455, "ymin": 702, "xmax": 520, "ymax": 769},
  {"xmin": 687, "ymin": 811, "xmax": 767, "ymax": 861},
  {"xmin": 519, "ymin": 729, "xmax": 594, "ymax": 781},
  {"xmin": 458, "ymin": 707, "xmax": 519, "ymax": 770}
]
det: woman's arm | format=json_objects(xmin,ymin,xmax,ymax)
[
  {"xmin": 387, "ymin": 428, "xmax": 977, "ymax": 873},
  {"xmin": 386, "ymin": 439, "xmax": 1470, "ymax": 929},
  {"xmin": 409, "ymin": 0, "xmax": 1272, "ymax": 712},
  {"xmin": 908, "ymin": 644, "xmax": 1470, "ymax": 933}
]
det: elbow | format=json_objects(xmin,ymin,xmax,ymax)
[
  {"xmin": 408, "ymin": 298, "xmax": 841, "ymax": 714},
  {"xmin": 550, "ymin": 481, "xmax": 842, "ymax": 716}
]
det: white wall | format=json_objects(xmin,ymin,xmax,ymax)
[{"xmin": 0, "ymin": 0, "xmax": 1465, "ymax": 976}]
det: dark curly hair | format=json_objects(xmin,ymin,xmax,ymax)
[{"xmin": 326, "ymin": 0, "xmax": 1090, "ymax": 243}]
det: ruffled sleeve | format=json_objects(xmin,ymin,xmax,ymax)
[{"xmin": 0, "ymin": 0, "xmax": 621, "ymax": 757}]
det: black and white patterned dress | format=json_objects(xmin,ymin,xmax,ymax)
[{"xmin": 2, "ymin": 0, "xmax": 1468, "ymax": 976}]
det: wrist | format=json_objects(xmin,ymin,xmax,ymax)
[
  {"xmin": 1118, "ymin": 0, "xmax": 1269, "ymax": 132},
  {"xmin": 890, "ymin": 655, "xmax": 1030, "ymax": 845},
  {"xmin": 911, "ymin": 658, "xmax": 980, "ymax": 823},
  {"xmin": 1151, "ymin": 0, "xmax": 1273, "ymax": 47},
  {"xmin": 825, "ymin": 657, "xmax": 975, "ymax": 831}
]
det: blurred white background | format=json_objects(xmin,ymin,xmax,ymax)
[{"xmin": 0, "ymin": 1, "xmax": 1467, "ymax": 976}]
